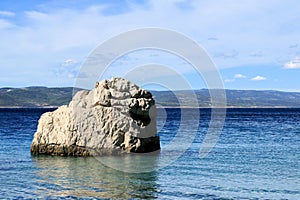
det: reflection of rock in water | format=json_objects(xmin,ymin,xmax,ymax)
[
  {"xmin": 32, "ymin": 156, "xmax": 159, "ymax": 199},
  {"xmin": 96, "ymin": 151, "xmax": 160, "ymax": 173}
]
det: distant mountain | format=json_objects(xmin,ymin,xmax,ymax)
[
  {"xmin": 0, "ymin": 87, "xmax": 76, "ymax": 107},
  {"xmin": 1, "ymin": 87, "xmax": 300, "ymax": 108},
  {"xmin": 152, "ymin": 89, "xmax": 300, "ymax": 107}
]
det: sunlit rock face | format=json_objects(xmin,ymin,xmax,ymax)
[{"xmin": 31, "ymin": 77, "xmax": 160, "ymax": 156}]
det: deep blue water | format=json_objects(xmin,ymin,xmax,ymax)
[{"xmin": 0, "ymin": 108, "xmax": 299, "ymax": 199}]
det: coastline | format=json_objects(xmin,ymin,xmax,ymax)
[
  {"xmin": 1, "ymin": 106, "xmax": 299, "ymax": 109},
  {"xmin": 156, "ymin": 106, "xmax": 295, "ymax": 109},
  {"xmin": 0, "ymin": 106, "xmax": 59, "ymax": 109}
]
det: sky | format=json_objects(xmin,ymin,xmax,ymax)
[{"xmin": 0, "ymin": 0, "xmax": 299, "ymax": 91}]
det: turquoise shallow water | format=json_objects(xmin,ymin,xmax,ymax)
[{"xmin": 0, "ymin": 108, "xmax": 299, "ymax": 199}]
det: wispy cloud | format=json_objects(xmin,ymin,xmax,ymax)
[
  {"xmin": 62, "ymin": 59, "xmax": 79, "ymax": 67},
  {"xmin": 234, "ymin": 74, "xmax": 246, "ymax": 78},
  {"xmin": 53, "ymin": 58, "xmax": 81, "ymax": 79},
  {"xmin": 0, "ymin": 11, "xmax": 15, "ymax": 17},
  {"xmin": 289, "ymin": 44, "xmax": 298, "ymax": 48},
  {"xmin": 284, "ymin": 56, "xmax": 300, "ymax": 69},
  {"xmin": 207, "ymin": 37, "xmax": 218, "ymax": 41},
  {"xmin": 251, "ymin": 76, "xmax": 266, "ymax": 81},
  {"xmin": 0, "ymin": 19, "xmax": 15, "ymax": 29},
  {"xmin": 0, "ymin": 0, "xmax": 299, "ymax": 90},
  {"xmin": 224, "ymin": 79, "xmax": 235, "ymax": 83},
  {"xmin": 249, "ymin": 51, "xmax": 263, "ymax": 57},
  {"xmin": 215, "ymin": 50, "xmax": 239, "ymax": 59}
]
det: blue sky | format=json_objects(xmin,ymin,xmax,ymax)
[{"xmin": 0, "ymin": 0, "xmax": 299, "ymax": 91}]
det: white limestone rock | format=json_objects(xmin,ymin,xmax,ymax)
[{"xmin": 30, "ymin": 77, "xmax": 160, "ymax": 156}]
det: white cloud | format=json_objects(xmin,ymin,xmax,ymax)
[
  {"xmin": 0, "ymin": 19, "xmax": 15, "ymax": 29},
  {"xmin": 62, "ymin": 59, "xmax": 79, "ymax": 66},
  {"xmin": 251, "ymin": 76, "xmax": 266, "ymax": 81},
  {"xmin": 1, "ymin": 0, "xmax": 300, "ymax": 88},
  {"xmin": 224, "ymin": 73, "xmax": 246, "ymax": 83},
  {"xmin": 284, "ymin": 56, "xmax": 300, "ymax": 69},
  {"xmin": 0, "ymin": 11, "xmax": 15, "ymax": 17},
  {"xmin": 224, "ymin": 79, "xmax": 235, "ymax": 83},
  {"xmin": 234, "ymin": 74, "xmax": 246, "ymax": 78}
]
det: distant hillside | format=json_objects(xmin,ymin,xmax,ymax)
[
  {"xmin": 1, "ymin": 87, "xmax": 300, "ymax": 108},
  {"xmin": 0, "ymin": 87, "xmax": 75, "ymax": 107},
  {"xmin": 152, "ymin": 89, "xmax": 300, "ymax": 107}
]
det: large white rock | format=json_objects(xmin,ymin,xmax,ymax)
[{"xmin": 31, "ymin": 78, "xmax": 160, "ymax": 156}]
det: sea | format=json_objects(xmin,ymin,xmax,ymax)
[{"xmin": 0, "ymin": 108, "xmax": 299, "ymax": 199}]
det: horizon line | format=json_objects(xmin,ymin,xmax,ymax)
[{"xmin": 1, "ymin": 85, "xmax": 300, "ymax": 93}]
